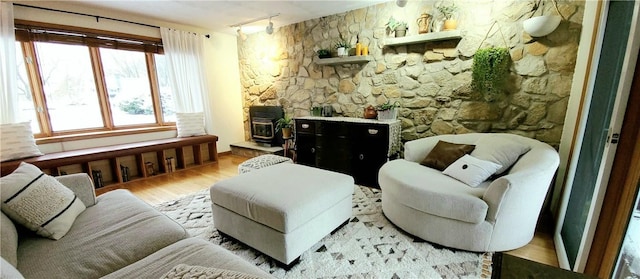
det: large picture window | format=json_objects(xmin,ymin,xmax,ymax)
[{"xmin": 14, "ymin": 20, "xmax": 174, "ymax": 139}]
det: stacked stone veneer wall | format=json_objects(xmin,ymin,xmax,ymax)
[{"xmin": 237, "ymin": 0, "xmax": 584, "ymax": 147}]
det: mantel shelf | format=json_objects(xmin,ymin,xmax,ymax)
[
  {"xmin": 384, "ymin": 30, "xmax": 462, "ymax": 47},
  {"xmin": 314, "ymin": 55, "xmax": 373, "ymax": 65}
]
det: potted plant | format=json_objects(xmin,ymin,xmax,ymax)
[
  {"xmin": 275, "ymin": 114, "xmax": 294, "ymax": 138},
  {"xmin": 436, "ymin": 3, "xmax": 458, "ymax": 31},
  {"xmin": 375, "ymin": 101, "xmax": 400, "ymax": 121},
  {"xmin": 317, "ymin": 49, "xmax": 331, "ymax": 59},
  {"xmin": 386, "ymin": 17, "xmax": 408, "ymax": 37},
  {"xmin": 335, "ymin": 40, "xmax": 350, "ymax": 57},
  {"xmin": 471, "ymin": 47, "xmax": 511, "ymax": 102}
]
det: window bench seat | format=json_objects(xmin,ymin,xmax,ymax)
[{"xmin": 0, "ymin": 135, "xmax": 218, "ymax": 195}]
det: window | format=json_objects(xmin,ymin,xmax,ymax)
[
  {"xmin": 14, "ymin": 20, "xmax": 174, "ymax": 138},
  {"xmin": 36, "ymin": 42, "xmax": 103, "ymax": 131},
  {"xmin": 15, "ymin": 42, "xmax": 39, "ymax": 133}
]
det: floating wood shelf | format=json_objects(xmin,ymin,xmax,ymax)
[
  {"xmin": 314, "ymin": 55, "xmax": 373, "ymax": 65},
  {"xmin": 384, "ymin": 30, "xmax": 462, "ymax": 47}
]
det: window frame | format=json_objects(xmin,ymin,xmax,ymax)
[{"xmin": 14, "ymin": 20, "xmax": 175, "ymax": 142}]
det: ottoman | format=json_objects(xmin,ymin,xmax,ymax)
[
  {"xmin": 237, "ymin": 154, "xmax": 293, "ymax": 174},
  {"xmin": 210, "ymin": 163, "xmax": 354, "ymax": 266}
]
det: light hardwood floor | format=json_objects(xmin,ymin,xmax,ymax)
[{"xmin": 123, "ymin": 153, "xmax": 559, "ymax": 267}]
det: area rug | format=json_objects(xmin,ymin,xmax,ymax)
[{"xmin": 156, "ymin": 185, "xmax": 493, "ymax": 278}]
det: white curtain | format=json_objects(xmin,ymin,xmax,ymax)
[
  {"xmin": 0, "ymin": 2, "xmax": 19, "ymax": 124},
  {"xmin": 160, "ymin": 27, "xmax": 214, "ymax": 134}
]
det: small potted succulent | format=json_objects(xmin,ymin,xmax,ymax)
[
  {"xmin": 317, "ymin": 49, "xmax": 331, "ymax": 59},
  {"xmin": 386, "ymin": 16, "xmax": 408, "ymax": 37},
  {"xmin": 437, "ymin": 3, "xmax": 459, "ymax": 31},
  {"xmin": 335, "ymin": 40, "xmax": 350, "ymax": 57}
]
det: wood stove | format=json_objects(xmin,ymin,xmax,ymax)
[{"xmin": 249, "ymin": 106, "xmax": 284, "ymax": 147}]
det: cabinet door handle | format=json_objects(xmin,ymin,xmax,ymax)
[
  {"xmin": 311, "ymin": 147, "xmax": 315, "ymax": 153},
  {"xmin": 302, "ymin": 124, "xmax": 310, "ymax": 128},
  {"xmin": 359, "ymin": 154, "xmax": 364, "ymax": 160},
  {"xmin": 368, "ymin": 129, "xmax": 379, "ymax": 135}
]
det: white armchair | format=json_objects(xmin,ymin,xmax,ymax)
[{"xmin": 378, "ymin": 133, "xmax": 559, "ymax": 252}]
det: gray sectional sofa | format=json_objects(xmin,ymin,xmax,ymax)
[{"xmin": 1, "ymin": 173, "xmax": 271, "ymax": 279}]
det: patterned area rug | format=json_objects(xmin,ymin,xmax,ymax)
[{"xmin": 156, "ymin": 185, "xmax": 493, "ymax": 278}]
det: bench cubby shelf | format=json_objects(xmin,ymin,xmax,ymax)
[
  {"xmin": 0, "ymin": 135, "xmax": 219, "ymax": 195},
  {"xmin": 383, "ymin": 30, "xmax": 462, "ymax": 47}
]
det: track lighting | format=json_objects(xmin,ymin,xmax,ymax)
[
  {"xmin": 237, "ymin": 27, "xmax": 247, "ymax": 41},
  {"xmin": 396, "ymin": 0, "xmax": 408, "ymax": 7},
  {"xmin": 266, "ymin": 18, "xmax": 274, "ymax": 35},
  {"xmin": 230, "ymin": 13, "xmax": 280, "ymax": 36}
]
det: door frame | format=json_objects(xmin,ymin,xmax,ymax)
[{"xmin": 554, "ymin": 0, "xmax": 640, "ymax": 272}]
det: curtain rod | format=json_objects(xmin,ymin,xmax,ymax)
[{"xmin": 13, "ymin": 3, "xmax": 210, "ymax": 38}]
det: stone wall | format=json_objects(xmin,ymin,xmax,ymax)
[{"xmin": 237, "ymin": 0, "xmax": 584, "ymax": 148}]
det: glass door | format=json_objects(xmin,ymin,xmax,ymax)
[{"xmin": 612, "ymin": 185, "xmax": 640, "ymax": 279}]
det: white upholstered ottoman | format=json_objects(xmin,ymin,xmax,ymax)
[{"xmin": 210, "ymin": 163, "xmax": 354, "ymax": 266}]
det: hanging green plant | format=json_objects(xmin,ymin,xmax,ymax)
[
  {"xmin": 471, "ymin": 21, "xmax": 512, "ymax": 102},
  {"xmin": 471, "ymin": 47, "xmax": 511, "ymax": 101}
]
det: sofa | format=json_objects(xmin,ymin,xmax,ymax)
[
  {"xmin": 378, "ymin": 133, "xmax": 559, "ymax": 252},
  {"xmin": 1, "ymin": 172, "xmax": 272, "ymax": 279}
]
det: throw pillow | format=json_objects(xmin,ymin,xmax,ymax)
[
  {"xmin": 0, "ymin": 162, "xmax": 86, "ymax": 240},
  {"xmin": 176, "ymin": 112, "xmax": 206, "ymax": 138},
  {"xmin": 443, "ymin": 155, "xmax": 502, "ymax": 187},
  {"xmin": 471, "ymin": 135, "xmax": 532, "ymax": 174},
  {"xmin": 420, "ymin": 140, "xmax": 476, "ymax": 171},
  {"xmin": 0, "ymin": 122, "xmax": 43, "ymax": 162}
]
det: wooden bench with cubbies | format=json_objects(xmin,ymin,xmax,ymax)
[{"xmin": 0, "ymin": 135, "xmax": 218, "ymax": 195}]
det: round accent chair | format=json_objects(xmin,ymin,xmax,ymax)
[{"xmin": 378, "ymin": 133, "xmax": 559, "ymax": 252}]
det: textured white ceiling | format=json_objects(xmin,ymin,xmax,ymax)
[{"xmin": 43, "ymin": 1, "xmax": 391, "ymax": 35}]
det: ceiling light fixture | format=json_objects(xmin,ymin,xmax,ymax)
[
  {"xmin": 396, "ymin": 0, "xmax": 408, "ymax": 7},
  {"xmin": 266, "ymin": 17, "xmax": 274, "ymax": 35},
  {"xmin": 229, "ymin": 13, "xmax": 280, "ymax": 30}
]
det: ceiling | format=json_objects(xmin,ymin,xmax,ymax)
[{"xmin": 43, "ymin": 1, "xmax": 391, "ymax": 35}]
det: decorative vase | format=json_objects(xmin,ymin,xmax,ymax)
[
  {"xmin": 443, "ymin": 19, "xmax": 457, "ymax": 31},
  {"xmin": 377, "ymin": 108, "xmax": 397, "ymax": 121},
  {"xmin": 417, "ymin": 13, "xmax": 431, "ymax": 34},
  {"xmin": 337, "ymin": 47, "xmax": 348, "ymax": 57},
  {"xmin": 523, "ymin": 15, "xmax": 561, "ymax": 37},
  {"xmin": 394, "ymin": 27, "xmax": 407, "ymax": 37},
  {"xmin": 364, "ymin": 105, "xmax": 378, "ymax": 119}
]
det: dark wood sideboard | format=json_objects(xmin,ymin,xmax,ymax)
[{"xmin": 294, "ymin": 117, "xmax": 401, "ymax": 187}]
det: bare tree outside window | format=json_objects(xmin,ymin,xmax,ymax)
[{"xmin": 101, "ymin": 48, "xmax": 155, "ymax": 126}]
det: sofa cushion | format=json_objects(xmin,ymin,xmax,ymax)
[
  {"xmin": 379, "ymin": 159, "xmax": 489, "ymax": 224},
  {"xmin": 100, "ymin": 238, "xmax": 272, "ymax": 279},
  {"xmin": 471, "ymin": 135, "xmax": 531, "ymax": 174},
  {"xmin": 1, "ymin": 212, "xmax": 18, "ymax": 267},
  {"xmin": 420, "ymin": 140, "xmax": 475, "ymax": 171},
  {"xmin": 443, "ymin": 155, "xmax": 502, "ymax": 187},
  {"xmin": 1, "ymin": 257, "xmax": 24, "ymax": 279},
  {"xmin": 0, "ymin": 162, "xmax": 86, "ymax": 240},
  {"xmin": 17, "ymin": 189, "xmax": 187, "ymax": 279},
  {"xmin": 0, "ymin": 121, "xmax": 43, "ymax": 162}
]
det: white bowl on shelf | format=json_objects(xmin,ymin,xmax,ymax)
[{"xmin": 523, "ymin": 15, "xmax": 562, "ymax": 37}]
